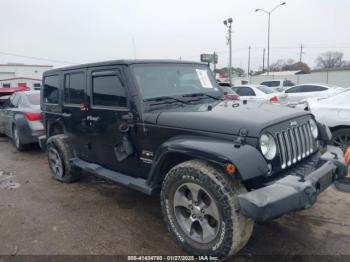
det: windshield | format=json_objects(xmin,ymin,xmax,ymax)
[
  {"xmin": 131, "ymin": 64, "xmax": 221, "ymax": 100},
  {"xmin": 256, "ymin": 85, "xmax": 275, "ymax": 94}
]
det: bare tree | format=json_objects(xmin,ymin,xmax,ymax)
[
  {"xmin": 316, "ymin": 51, "xmax": 345, "ymax": 69},
  {"xmin": 269, "ymin": 59, "xmax": 311, "ymax": 73}
]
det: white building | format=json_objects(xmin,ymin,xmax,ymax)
[
  {"xmin": 0, "ymin": 63, "xmax": 53, "ymax": 90},
  {"xmin": 234, "ymin": 67, "xmax": 350, "ymax": 88}
]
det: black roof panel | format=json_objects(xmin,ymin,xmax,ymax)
[{"xmin": 44, "ymin": 59, "xmax": 206, "ymax": 76}]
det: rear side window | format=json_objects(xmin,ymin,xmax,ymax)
[
  {"xmin": 261, "ymin": 81, "xmax": 280, "ymax": 87},
  {"xmin": 92, "ymin": 74, "xmax": 126, "ymax": 107},
  {"xmin": 10, "ymin": 94, "xmax": 20, "ymax": 107},
  {"xmin": 256, "ymin": 85, "xmax": 274, "ymax": 94},
  {"xmin": 27, "ymin": 94, "xmax": 40, "ymax": 105},
  {"xmin": 43, "ymin": 75, "xmax": 59, "ymax": 104},
  {"xmin": 303, "ymin": 85, "xmax": 327, "ymax": 92},
  {"xmin": 283, "ymin": 80, "xmax": 295, "ymax": 87},
  {"xmin": 64, "ymin": 72, "xmax": 85, "ymax": 104}
]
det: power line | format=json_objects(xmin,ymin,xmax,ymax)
[{"xmin": 0, "ymin": 51, "xmax": 78, "ymax": 65}]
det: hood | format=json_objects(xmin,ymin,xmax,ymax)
[{"xmin": 144, "ymin": 100, "xmax": 310, "ymax": 137}]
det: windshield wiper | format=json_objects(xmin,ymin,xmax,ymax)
[
  {"xmin": 144, "ymin": 96, "xmax": 188, "ymax": 106},
  {"xmin": 182, "ymin": 92, "xmax": 222, "ymax": 100}
]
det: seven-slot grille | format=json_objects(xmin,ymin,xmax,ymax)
[{"xmin": 276, "ymin": 122, "xmax": 315, "ymax": 169}]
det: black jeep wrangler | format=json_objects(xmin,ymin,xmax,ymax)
[{"xmin": 40, "ymin": 60, "xmax": 348, "ymax": 259}]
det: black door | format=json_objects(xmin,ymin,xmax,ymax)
[
  {"xmin": 61, "ymin": 69, "xmax": 91, "ymax": 160},
  {"xmin": 86, "ymin": 67, "xmax": 138, "ymax": 176}
]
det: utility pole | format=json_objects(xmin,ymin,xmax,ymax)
[
  {"xmin": 267, "ymin": 13, "xmax": 271, "ymax": 75},
  {"xmin": 299, "ymin": 44, "xmax": 304, "ymax": 62},
  {"xmin": 213, "ymin": 51, "xmax": 217, "ymax": 72},
  {"xmin": 247, "ymin": 46, "xmax": 251, "ymax": 77},
  {"xmin": 223, "ymin": 18, "xmax": 233, "ymax": 86},
  {"xmin": 262, "ymin": 48, "xmax": 265, "ymax": 72}
]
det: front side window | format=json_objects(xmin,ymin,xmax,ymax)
[
  {"xmin": 131, "ymin": 64, "xmax": 220, "ymax": 100},
  {"xmin": 2, "ymin": 83, "xmax": 11, "ymax": 88},
  {"xmin": 285, "ymin": 86, "xmax": 304, "ymax": 93},
  {"xmin": 43, "ymin": 75, "xmax": 59, "ymax": 104},
  {"xmin": 92, "ymin": 74, "xmax": 126, "ymax": 107},
  {"xmin": 235, "ymin": 87, "xmax": 256, "ymax": 96},
  {"xmin": 64, "ymin": 72, "xmax": 85, "ymax": 104}
]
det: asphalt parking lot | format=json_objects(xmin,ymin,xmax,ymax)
[{"xmin": 1, "ymin": 137, "xmax": 350, "ymax": 259}]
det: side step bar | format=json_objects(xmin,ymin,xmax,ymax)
[{"xmin": 72, "ymin": 158, "xmax": 155, "ymax": 195}]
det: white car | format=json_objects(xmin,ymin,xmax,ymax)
[
  {"xmin": 232, "ymin": 85, "xmax": 286, "ymax": 103},
  {"xmin": 306, "ymin": 89, "xmax": 350, "ymax": 151},
  {"xmin": 282, "ymin": 84, "xmax": 344, "ymax": 104}
]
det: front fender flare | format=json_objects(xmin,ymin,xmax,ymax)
[{"xmin": 147, "ymin": 136, "xmax": 269, "ymax": 186}]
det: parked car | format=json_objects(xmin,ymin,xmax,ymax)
[
  {"xmin": 232, "ymin": 85, "xmax": 286, "ymax": 103},
  {"xmin": 217, "ymin": 81, "xmax": 232, "ymax": 87},
  {"xmin": 219, "ymin": 86, "xmax": 240, "ymax": 100},
  {"xmin": 282, "ymin": 84, "xmax": 344, "ymax": 104},
  {"xmin": 0, "ymin": 91, "xmax": 44, "ymax": 150},
  {"xmin": 40, "ymin": 60, "xmax": 347, "ymax": 260},
  {"xmin": 260, "ymin": 79, "xmax": 295, "ymax": 92},
  {"xmin": 306, "ymin": 88, "xmax": 350, "ymax": 152}
]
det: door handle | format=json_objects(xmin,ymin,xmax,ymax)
[{"xmin": 62, "ymin": 113, "xmax": 72, "ymax": 118}]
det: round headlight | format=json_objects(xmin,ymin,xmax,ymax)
[
  {"xmin": 309, "ymin": 119, "xmax": 318, "ymax": 138},
  {"xmin": 260, "ymin": 133, "xmax": 277, "ymax": 160}
]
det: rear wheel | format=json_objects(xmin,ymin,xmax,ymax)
[
  {"xmin": 160, "ymin": 160, "xmax": 253, "ymax": 259},
  {"xmin": 12, "ymin": 125, "xmax": 26, "ymax": 151},
  {"xmin": 47, "ymin": 134, "xmax": 81, "ymax": 183},
  {"xmin": 332, "ymin": 128, "xmax": 350, "ymax": 152}
]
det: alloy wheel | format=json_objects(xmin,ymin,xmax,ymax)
[
  {"xmin": 332, "ymin": 134, "xmax": 350, "ymax": 152},
  {"xmin": 173, "ymin": 182, "xmax": 220, "ymax": 244},
  {"xmin": 48, "ymin": 147, "xmax": 64, "ymax": 178}
]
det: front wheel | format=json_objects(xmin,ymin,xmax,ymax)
[
  {"xmin": 160, "ymin": 160, "xmax": 253, "ymax": 259},
  {"xmin": 332, "ymin": 128, "xmax": 350, "ymax": 153}
]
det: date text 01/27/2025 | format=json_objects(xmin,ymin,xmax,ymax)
[{"xmin": 127, "ymin": 255, "xmax": 219, "ymax": 261}]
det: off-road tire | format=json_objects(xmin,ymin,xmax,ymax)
[
  {"xmin": 160, "ymin": 159, "xmax": 253, "ymax": 259},
  {"xmin": 332, "ymin": 128, "xmax": 350, "ymax": 153},
  {"xmin": 46, "ymin": 134, "xmax": 81, "ymax": 183}
]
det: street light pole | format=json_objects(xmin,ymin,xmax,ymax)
[
  {"xmin": 223, "ymin": 18, "xmax": 233, "ymax": 86},
  {"xmin": 267, "ymin": 13, "xmax": 271, "ymax": 76},
  {"xmin": 255, "ymin": 2, "xmax": 286, "ymax": 76}
]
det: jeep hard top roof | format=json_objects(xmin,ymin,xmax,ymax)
[{"xmin": 44, "ymin": 59, "xmax": 207, "ymax": 76}]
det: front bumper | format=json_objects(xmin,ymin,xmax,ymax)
[{"xmin": 238, "ymin": 146, "xmax": 348, "ymax": 222}]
